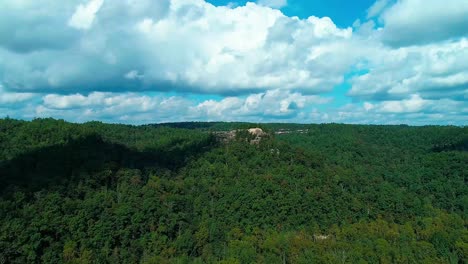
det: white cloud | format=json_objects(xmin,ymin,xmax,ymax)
[
  {"xmin": 367, "ymin": 0, "xmax": 390, "ymax": 18},
  {"xmin": 0, "ymin": 0, "xmax": 352, "ymax": 95},
  {"xmin": 0, "ymin": 85, "xmax": 35, "ymax": 105},
  {"xmin": 194, "ymin": 89, "xmax": 330, "ymax": 119},
  {"xmin": 43, "ymin": 92, "xmax": 158, "ymax": 113},
  {"xmin": 0, "ymin": 1, "xmax": 80, "ymax": 53},
  {"xmin": 257, "ymin": 0, "xmax": 287, "ymax": 9},
  {"xmin": 378, "ymin": 0, "xmax": 468, "ymax": 46},
  {"xmin": 68, "ymin": 0, "xmax": 104, "ymax": 30},
  {"xmin": 348, "ymin": 38, "xmax": 468, "ymax": 101},
  {"xmin": 32, "ymin": 90, "xmax": 331, "ymax": 123},
  {"xmin": 0, "ymin": 88, "xmax": 463, "ymax": 125},
  {"xmin": 364, "ymin": 94, "xmax": 466, "ymax": 114},
  {"xmin": 307, "ymin": 99, "xmax": 466, "ymax": 125},
  {"xmin": 367, "ymin": 94, "xmax": 427, "ymax": 113},
  {"xmin": 37, "ymin": 92, "xmax": 185, "ymax": 123},
  {"xmin": 0, "ymin": 0, "xmax": 467, "ymax": 125},
  {"xmin": 0, "ymin": 93, "xmax": 35, "ymax": 105}
]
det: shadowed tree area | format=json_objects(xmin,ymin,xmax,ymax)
[
  {"xmin": 0, "ymin": 133, "xmax": 215, "ymax": 195},
  {"xmin": 0, "ymin": 118, "xmax": 467, "ymax": 263}
]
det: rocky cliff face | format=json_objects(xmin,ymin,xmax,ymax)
[
  {"xmin": 214, "ymin": 128, "xmax": 268, "ymax": 145},
  {"xmin": 213, "ymin": 130, "xmax": 236, "ymax": 143},
  {"xmin": 247, "ymin": 128, "xmax": 267, "ymax": 145}
]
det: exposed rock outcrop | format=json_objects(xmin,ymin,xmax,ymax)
[
  {"xmin": 214, "ymin": 128, "xmax": 268, "ymax": 145},
  {"xmin": 248, "ymin": 128, "xmax": 266, "ymax": 145},
  {"xmin": 248, "ymin": 128, "xmax": 266, "ymax": 136},
  {"xmin": 213, "ymin": 130, "xmax": 236, "ymax": 143}
]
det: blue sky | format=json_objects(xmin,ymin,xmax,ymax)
[
  {"xmin": 0, "ymin": 0, "xmax": 467, "ymax": 125},
  {"xmin": 208, "ymin": 0, "xmax": 376, "ymax": 27}
]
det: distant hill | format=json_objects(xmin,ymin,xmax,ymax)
[{"xmin": 0, "ymin": 118, "xmax": 467, "ymax": 263}]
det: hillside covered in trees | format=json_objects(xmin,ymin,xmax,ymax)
[{"xmin": 0, "ymin": 118, "xmax": 467, "ymax": 263}]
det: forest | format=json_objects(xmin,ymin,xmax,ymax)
[{"xmin": 0, "ymin": 118, "xmax": 467, "ymax": 263}]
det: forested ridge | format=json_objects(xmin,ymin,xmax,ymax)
[{"xmin": 0, "ymin": 118, "xmax": 467, "ymax": 263}]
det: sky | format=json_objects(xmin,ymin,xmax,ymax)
[{"xmin": 0, "ymin": 0, "xmax": 467, "ymax": 125}]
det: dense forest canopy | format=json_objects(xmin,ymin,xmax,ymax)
[{"xmin": 0, "ymin": 118, "xmax": 467, "ymax": 263}]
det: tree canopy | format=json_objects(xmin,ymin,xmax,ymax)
[{"xmin": 1, "ymin": 118, "xmax": 467, "ymax": 263}]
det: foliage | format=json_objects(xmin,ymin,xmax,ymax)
[{"xmin": 0, "ymin": 118, "xmax": 466, "ymax": 263}]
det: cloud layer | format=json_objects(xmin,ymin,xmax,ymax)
[
  {"xmin": 33, "ymin": 89, "xmax": 329, "ymax": 123},
  {"xmin": 0, "ymin": 0, "xmax": 352, "ymax": 95},
  {"xmin": 0, "ymin": 0, "xmax": 466, "ymax": 125}
]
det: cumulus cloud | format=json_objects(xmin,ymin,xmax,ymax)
[
  {"xmin": 1, "ymin": 87, "xmax": 463, "ymax": 125},
  {"xmin": 375, "ymin": 94, "xmax": 427, "ymax": 113},
  {"xmin": 0, "ymin": 85, "xmax": 36, "ymax": 105},
  {"xmin": 42, "ymin": 92, "xmax": 160, "ymax": 114},
  {"xmin": 362, "ymin": 94, "xmax": 466, "ymax": 114},
  {"xmin": 0, "ymin": 0, "xmax": 352, "ymax": 95},
  {"xmin": 36, "ymin": 89, "xmax": 465, "ymax": 125},
  {"xmin": 195, "ymin": 89, "xmax": 330, "ymax": 119},
  {"xmin": 348, "ymin": 38, "xmax": 468, "ymax": 101},
  {"xmin": 378, "ymin": 0, "xmax": 468, "ymax": 47},
  {"xmin": 35, "ymin": 90, "xmax": 330, "ymax": 123},
  {"xmin": 308, "ymin": 99, "xmax": 466, "ymax": 125},
  {"xmin": 0, "ymin": 1, "xmax": 79, "ymax": 53},
  {"xmin": 68, "ymin": 0, "xmax": 104, "ymax": 30},
  {"xmin": 0, "ymin": 0, "xmax": 467, "ymax": 125},
  {"xmin": 37, "ymin": 92, "xmax": 189, "ymax": 123},
  {"xmin": 366, "ymin": 0, "xmax": 390, "ymax": 18}
]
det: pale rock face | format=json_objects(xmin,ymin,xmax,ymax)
[
  {"xmin": 214, "ymin": 128, "xmax": 268, "ymax": 145},
  {"xmin": 248, "ymin": 128, "xmax": 268, "ymax": 145},
  {"xmin": 248, "ymin": 128, "xmax": 265, "ymax": 136}
]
